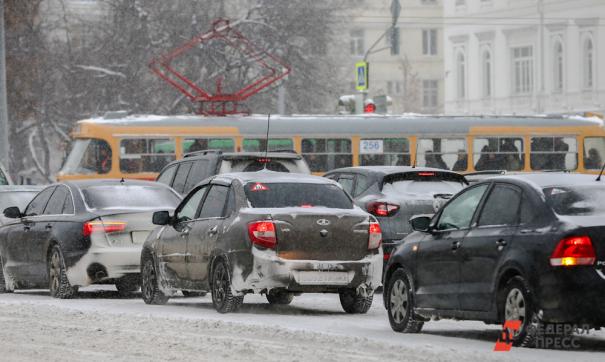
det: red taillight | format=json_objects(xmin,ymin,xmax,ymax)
[
  {"xmin": 417, "ymin": 172, "xmax": 436, "ymax": 176},
  {"xmin": 248, "ymin": 221, "xmax": 277, "ymax": 249},
  {"xmin": 367, "ymin": 201, "xmax": 400, "ymax": 217},
  {"xmin": 364, "ymin": 103, "xmax": 376, "ymax": 113},
  {"xmin": 369, "ymin": 222, "xmax": 382, "ymax": 250},
  {"xmin": 550, "ymin": 236, "xmax": 596, "ymax": 267},
  {"xmin": 383, "ymin": 253, "xmax": 391, "ymax": 261},
  {"xmin": 83, "ymin": 221, "xmax": 127, "ymax": 237}
]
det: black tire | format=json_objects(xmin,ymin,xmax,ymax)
[
  {"xmin": 339, "ymin": 288, "xmax": 373, "ymax": 314},
  {"xmin": 210, "ymin": 259, "xmax": 243, "ymax": 313},
  {"xmin": 141, "ymin": 256, "xmax": 168, "ymax": 305},
  {"xmin": 115, "ymin": 275, "xmax": 141, "ymax": 295},
  {"xmin": 0, "ymin": 256, "xmax": 14, "ymax": 293},
  {"xmin": 386, "ymin": 269, "xmax": 423, "ymax": 333},
  {"xmin": 266, "ymin": 290, "xmax": 294, "ymax": 305},
  {"xmin": 48, "ymin": 245, "xmax": 77, "ymax": 299},
  {"xmin": 500, "ymin": 276, "xmax": 539, "ymax": 347},
  {"xmin": 182, "ymin": 290, "xmax": 207, "ymax": 297}
]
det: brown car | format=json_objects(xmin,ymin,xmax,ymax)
[{"xmin": 141, "ymin": 171, "xmax": 383, "ymax": 313}]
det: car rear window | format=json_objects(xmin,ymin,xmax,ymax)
[
  {"xmin": 82, "ymin": 185, "xmax": 181, "ymax": 210},
  {"xmin": 223, "ymin": 159, "xmax": 301, "ymax": 173},
  {"xmin": 244, "ymin": 182, "xmax": 353, "ymax": 209},
  {"xmin": 382, "ymin": 171, "xmax": 467, "ymax": 194},
  {"xmin": 544, "ymin": 185, "xmax": 605, "ymax": 216}
]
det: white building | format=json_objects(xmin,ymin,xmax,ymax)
[
  {"xmin": 335, "ymin": 0, "xmax": 444, "ymax": 114},
  {"xmin": 444, "ymin": 0, "xmax": 605, "ymax": 115}
]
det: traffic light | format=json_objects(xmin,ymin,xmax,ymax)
[{"xmin": 364, "ymin": 101, "xmax": 376, "ymax": 113}]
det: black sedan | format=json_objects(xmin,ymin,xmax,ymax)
[
  {"xmin": 384, "ymin": 173, "xmax": 605, "ymax": 347},
  {"xmin": 0, "ymin": 180, "xmax": 180, "ymax": 297},
  {"xmin": 141, "ymin": 171, "xmax": 383, "ymax": 313}
]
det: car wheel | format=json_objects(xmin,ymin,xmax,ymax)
[
  {"xmin": 141, "ymin": 257, "xmax": 168, "ymax": 305},
  {"xmin": 501, "ymin": 276, "xmax": 539, "ymax": 347},
  {"xmin": 48, "ymin": 245, "xmax": 77, "ymax": 299},
  {"xmin": 386, "ymin": 269, "xmax": 423, "ymax": 333},
  {"xmin": 339, "ymin": 288, "xmax": 373, "ymax": 314},
  {"xmin": 0, "ymin": 256, "xmax": 14, "ymax": 293},
  {"xmin": 266, "ymin": 290, "xmax": 294, "ymax": 305},
  {"xmin": 182, "ymin": 290, "xmax": 207, "ymax": 297},
  {"xmin": 210, "ymin": 259, "xmax": 243, "ymax": 313},
  {"xmin": 115, "ymin": 275, "xmax": 140, "ymax": 295}
]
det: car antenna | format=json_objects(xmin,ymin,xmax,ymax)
[
  {"xmin": 596, "ymin": 161, "xmax": 605, "ymax": 181},
  {"xmin": 263, "ymin": 113, "xmax": 271, "ymax": 170}
]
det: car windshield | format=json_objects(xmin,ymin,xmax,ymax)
[
  {"xmin": 544, "ymin": 185, "xmax": 605, "ymax": 215},
  {"xmin": 0, "ymin": 191, "xmax": 39, "ymax": 212},
  {"xmin": 82, "ymin": 185, "xmax": 180, "ymax": 210},
  {"xmin": 244, "ymin": 182, "xmax": 353, "ymax": 209}
]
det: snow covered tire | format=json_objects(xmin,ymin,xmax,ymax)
[
  {"xmin": 339, "ymin": 288, "xmax": 373, "ymax": 314},
  {"xmin": 266, "ymin": 290, "xmax": 294, "ymax": 305},
  {"xmin": 500, "ymin": 276, "xmax": 539, "ymax": 348},
  {"xmin": 386, "ymin": 269, "xmax": 423, "ymax": 333},
  {"xmin": 141, "ymin": 256, "xmax": 168, "ymax": 305},
  {"xmin": 48, "ymin": 245, "xmax": 77, "ymax": 299},
  {"xmin": 211, "ymin": 259, "xmax": 243, "ymax": 313},
  {"xmin": 0, "ymin": 256, "xmax": 13, "ymax": 293}
]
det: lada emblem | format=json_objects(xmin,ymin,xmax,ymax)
[{"xmin": 316, "ymin": 219, "xmax": 330, "ymax": 226}]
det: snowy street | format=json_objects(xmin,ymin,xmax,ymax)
[{"xmin": 1, "ymin": 287, "xmax": 604, "ymax": 361}]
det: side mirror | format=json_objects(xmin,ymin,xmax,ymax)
[
  {"xmin": 3, "ymin": 206, "xmax": 22, "ymax": 219},
  {"xmin": 152, "ymin": 211, "xmax": 172, "ymax": 226},
  {"xmin": 409, "ymin": 214, "xmax": 432, "ymax": 232}
]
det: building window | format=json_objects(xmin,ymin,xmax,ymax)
[
  {"xmin": 456, "ymin": 50, "xmax": 466, "ymax": 99},
  {"xmin": 553, "ymin": 40, "xmax": 564, "ymax": 92},
  {"xmin": 583, "ymin": 36, "xmax": 594, "ymax": 89},
  {"xmin": 481, "ymin": 48, "xmax": 492, "ymax": 98},
  {"xmin": 422, "ymin": 29, "xmax": 438, "ymax": 55},
  {"xmin": 350, "ymin": 29, "xmax": 364, "ymax": 56},
  {"xmin": 423, "ymin": 80, "xmax": 439, "ymax": 109},
  {"xmin": 511, "ymin": 46, "xmax": 533, "ymax": 95}
]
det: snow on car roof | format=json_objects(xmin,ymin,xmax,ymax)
[
  {"xmin": 494, "ymin": 173, "xmax": 605, "ymax": 188},
  {"xmin": 214, "ymin": 170, "xmax": 336, "ymax": 185},
  {"xmin": 326, "ymin": 166, "xmax": 461, "ymax": 176}
]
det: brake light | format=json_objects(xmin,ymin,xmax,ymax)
[
  {"xmin": 417, "ymin": 172, "xmax": 436, "ymax": 176},
  {"xmin": 250, "ymin": 183, "xmax": 269, "ymax": 192},
  {"xmin": 367, "ymin": 201, "xmax": 400, "ymax": 217},
  {"xmin": 550, "ymin": 236, "xmax": 596, "ymax": 267},
  {"xmin": 369, "ymin": 222, "xmax": 382, "ymax": 250},
  {"xmin": 248, "ymin": 221, "xmax": 277, "ymax": 249},
  {"xmin": 83, "ymin": 221, "xmax": 127, "ymax": 237},
  {"xmin": 257, "ymin": 158, "xmax": 271, "ymax": 164}
]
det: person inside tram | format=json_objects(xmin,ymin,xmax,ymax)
[
  {"xmin": 188, "ymin": 139, "xmax": 208, "ymax": 153},
  {"xmin": 475, "ymin": 146, "xmax": 500, "ymax": 171},
  {"xmin": 585, "ymin": 148, "xmax": 602, "ymax": 169},
  {"xmin": 501, "ymin": 138, "xmax": 521, "ymax": 170},
  {"xmin": 452, "ymin": 150, "xmax": 468, "ymax": 171},
  {"xmin": 97, "ymin": 143, "xmax": 112, "ymax": 174},
  {"xmin": 552, "ymin": 137, "xmax": 569, "ymax": 170},
  {"xmin": 425, "ymin": 151, "xmax": 447, "ymax": 170}
]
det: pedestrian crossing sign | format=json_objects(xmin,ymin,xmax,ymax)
[{"xmin": 355, "ymin": 61, "xmax": 369, "ymax": 91}]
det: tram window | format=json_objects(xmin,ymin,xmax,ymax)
[
  {"xmin": 473, "ymin": 137, "xmax": 524, "ymax": 171},
  {"xmin": 530, "ymin": 137, "xmax": 577, "ymax": 171},
  {"xmin": 584, "ymin": 137, "xmax": 605, "ymax": 169},
  {"xmin": 119, "ymin": 138, "xmax": 176, "ymax": 173},
  {"xmin": 302, "ymin": 138, "xmax": 352, "ymax": 172},
  {"xmin": 359, "ymin": 138, "xmax": 410, "ymax": 166},
  {"xmin": 60, "ymin": 138, "xmax": 112, "ymax": 175},
  {"xmin": 183, "ymin": 138, "xmax": 234, "ymax": 153},
  {"xmin": 243, "ymin": 138, "xmax": 293, "ymax": 152},
  {"xmin": 417, "ymin": 138, "xmax": 467, "ymax": 171}
]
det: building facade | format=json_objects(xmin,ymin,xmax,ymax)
[
  {"xmin": 444, "ymin": 0, "xmax": 605, "ymax": 115},
  {"xmin": 335, "ymin": 0, "xmax": 444, "ymax": 114}
]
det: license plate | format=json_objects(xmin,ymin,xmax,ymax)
[
  {"xmin": 295, "ymin": 271, "xmax": 351, "ymax": 285},
  {"xmin": 131, "ymin": 231, "xmax": 150, "ymax": 244}
]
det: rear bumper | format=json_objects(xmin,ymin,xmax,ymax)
[
  {"xmin": 230, "ymin": 247, "xmax": 383, "ymax": 295},
  {"xmin": 65, "ymin": 246, "xmax": 142, "ymax": 286},
  {"xmin": 537, "ymin": 267, "xmax": 605, "ymax": 326}
]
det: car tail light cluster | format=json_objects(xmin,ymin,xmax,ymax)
[
  {"xmin": 550, "ymin": 235, "xmax": 596, "ymax": 267},
  {"xmin": 248, "ymin": 221, "xmax": 277, "ymax": 249},
  {"xmin": 366, "ymin": 201, "xmax": 400, "ymax": 217},
  {"xmin": 368, "ymin": 222, "xmax": 382, "ymax": 250},
  {"xmin": 83, "ymin": 220, "xmax": 127, "ymax": 237}
]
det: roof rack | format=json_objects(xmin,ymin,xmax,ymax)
[
  {"xmin": 463, "ymin": 170, "xmax": 507, "ymax": 177},
  {"xmin": 183, "ymin": 149, "xmax": 225, "ymax": 158}
]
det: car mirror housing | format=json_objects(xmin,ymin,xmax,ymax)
[
  {"xmin": 409, "ymin": 214, "xmax": 432, "ymax": 232},
  {"xmin": 3, "ymin": 206, "xmax": 22, "ymax": 219},
  {"xmin": 152, "ymin": 211, "xmax": 172, "ymax": 226}
]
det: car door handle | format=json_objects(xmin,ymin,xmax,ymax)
[
  {"xmin": 208, "ymin": 225, "xmax": 218, "ymax": 235},
  {"xmin": 45, "ymin": 224, "xmax": 52, "ymax": 230},
  {"xmin": 23, "ymin": 225, "xmax": 31, "ymax": 231},
  {"xmin": 496, "ymin": 239, "xmax": 508, "ymax": 247},
  {"xmin": 451, "ymin": 241, "xmax": 461, "ymax": 251}
]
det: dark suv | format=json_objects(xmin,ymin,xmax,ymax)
[
  {"xmin": 141, "ymin": 171, "xmax": 383, "ymax": 313},
  {"xmin": 384, "ymin": 173, "xmax": 605, "ymax": 347},
  {"xmin": 156, "ymin": 150, "xmax": 311, "ymax": 195},
  {"xmin": 324, "ymin": 166, "xmax": 468, "ymax": 265}
]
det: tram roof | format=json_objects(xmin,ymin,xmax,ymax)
[{"xmin": 77, "ymin": 113, "xmax": 604, "ymax": 135}]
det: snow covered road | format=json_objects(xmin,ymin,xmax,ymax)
[{"xmin": 0, "ymin": 287, "xmax": 604, "ymax": 361}]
